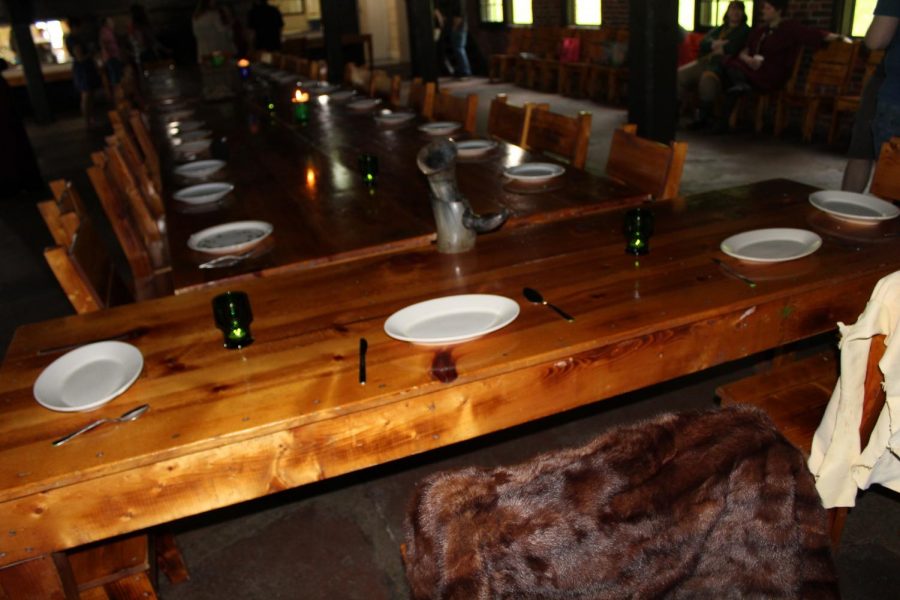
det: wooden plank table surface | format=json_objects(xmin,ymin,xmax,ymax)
[
  {"xmin": 161, "ymin": 73, "xmax": 649, "ymax": 294},
  {"xmin": 2, "ymin": 179, "xmax": 899, "ymax": 589}
]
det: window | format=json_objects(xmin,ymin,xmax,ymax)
[
  {"xmin": 481, "ymin": 0, "xmax": 505, "ymax": 23},
  {"xmin": 511, "ymin": 0, "xmax": 533, "ymax": 25},
  {"xmin": 679, "ymin": 3, "xmax": 695, "ymax": 30},
  {"xmin": 679, "ymin": 1, "xmax": 754, "ymax": 31},
  {"xmin": 850, "ymin": 0, "xmax": 878, "ymax": 37},
  {"xmin": 273, "ymin": 0, "xmax": 304, "ymax": 16},
  {"xmin": 573, "ymin": 1, "xmax": 601, "ymax": 26}
]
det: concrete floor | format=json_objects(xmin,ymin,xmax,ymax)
[{"xmin": 2, "ymin": 77, "xmax": 897, "ymax": 599}]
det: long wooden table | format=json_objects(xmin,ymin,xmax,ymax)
[
  {"xmin": 3, "ymin": 180, "xmax": 900, "ymax": 592},
  {"xmin": 161, "ymin": 76, "xmax": 649, "ymax": 293}
]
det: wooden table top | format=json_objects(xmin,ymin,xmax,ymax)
[
  {"xmin": 162, "ymin": 78, "xmax": 648, "ymax": 293},
  {"xmin": 2, "ymin": 179, "xmax": 899, "ymax": 564}
]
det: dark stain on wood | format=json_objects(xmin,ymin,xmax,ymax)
[{"xmin": 431, "ymin": 350, "xmax": 458, "ymax": 383}]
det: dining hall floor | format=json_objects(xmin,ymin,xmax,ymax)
[{"xmin": 1, "ymin": 77, "xmax": 897, "ymax": 599}]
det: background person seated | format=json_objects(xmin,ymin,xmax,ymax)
[{"xmin": 678, "ymin": 1, "xmax": 751, "ymax": 129}]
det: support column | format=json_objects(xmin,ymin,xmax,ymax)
[
  {"xmin": 4, "ymin": 0, "xmax": 52, "ymax": 123},
  {"xmin": 628, "ymin": 0, "xmax": 678, "ymax": 143},
  {"xmin": 405, "ymin": 0, "xmax": 437, "ymax": 82},
  {"xmin": 321, "ymin": 0, "xmax": 360, "ymax": 84}
]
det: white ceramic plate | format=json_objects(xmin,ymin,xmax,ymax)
[
  {"xmin": 307, "ymin": 83, "xmax": 339, "ymax": 95},
  {"xmin": 328, "ymin": 90, "xmax": 356, "ymax": 102},
  {"xmin": 809, "ymin": 191, "xmax": 900, "ymax": 224},
  {"xmin": 720, "ymin": 228, "xmax": 823, "ymax": 263},
  {"xmin": 419, "ymin": 121, "xmax": 461, "ymax": 136},
  {"xmin": 33, "ymin": 341, "xmax": 144, "ymax": 412},
  {"xmin": 158, "ymin": 109, "xmax": 195, "ymax": 122},
  {"xmin": 348, "ymin": 98, "xmax": 382, "ymax": 111},
  {"xmin": 174, "ymin": 159, "xmax": 226, "ymax": 179},
  {"xmin": 171, "ymin": 130, "xmax": 212, "ymax": 144},
  {"xmin": 174, "ymin": 139, "xmax": 213, "ymax": 157},
  {"xmin": 375, "ymin": 111, "xmax": 416, "ymax": 125},
  {"xmin": 188, "ymin": 220, "xmax": 273, "ymax": 254},
  {"xmin": 455, "ymin": 139, "xmax": 498, "ymax": 158},
  {"xmin": 174, "ymin": 182, "xmax": 234, "ymax": 204},
  {"xmin": 384, "ymin": 294, "xmax": 520, "ymax": 344},
  {"xmin": 166, "ymin": 119, "xmax": 205, "ymax": 133},
  {"xmin": 503, "ymin": 163, "xmax": 566, "ymax": 183}
]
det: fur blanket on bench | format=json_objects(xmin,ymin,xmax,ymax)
[{"xmin": 404, "ymin": 406, "xmax": 836, "ymax": 599}]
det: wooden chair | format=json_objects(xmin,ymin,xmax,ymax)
[
  {"xmin": 37, "ymin": 179, "xmax": 88, "ymax": 247},
  {"xmin": 586, "ymin": 28, "xmax": 629, "ymax": 104},
  {"xmin": 514, "ymin": 27, "xmax": 563, "ymax": 89},
  {"xmin": 370, "ymin": 69, "xmax": 401, "ymax": 106},
  {"xmin": 128, "ymin": 111, "xmax": 162, "ymax": 192},
  {"xmin": 524, "ymin": 108, "xmax": 592, "ymax": 170},
  {"xmin": 108, "ymin": 132, "xmax": 165, "ymax": 222},
  {"xmin": 431, "ymin": 90, "xmax": 478, "ymax": 134},
  {"xmin": 774, "ymin": 39, "xmax": 861, "ymax": 141},
  {"xmin": 605, "ymin": 124, "xmax": 688, "ymax": 199},
  {"xmin": 717, "ymin": 334, "xmax": 888, "ymax": 547},
  {"xmin": 344, "ymin": 62, "xmax": 372, "ymax": 96},
  {"xmin": 489, "ymin": 28, "xmax": 531, "ymax": 82},
  {"xmin": 486, "ymin": 94, "xmax": 548, "ymax": 147},
  {"xmin": 559, "ymin": 28, "xmax": 613, "ymax": 97},
  {"xmin": 87, "ymin": 162, "xmax": 170, "ymax": 301},
  {"xmin": 532, "ymin": 28, "xmax": 581, "ymax": 92},
  {"xmin": 730, "ymin": 49, "xmax": 804, "ymax": 133},
  {"xmin": 828, "ymin": 49, "xmax": 885, "ymax": 144},
  {"xmin": 870, "ymin": 136, "xmax": 900, "ymax": 201},
  {"xmin": 407, "ymin": 78, "xmax": 436, "ymax": 119}
]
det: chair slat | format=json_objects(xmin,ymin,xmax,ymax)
[
  {"xmin": 605, "ymin": 124, "xmax": 687, "ymax": 199},
  {"xmin": 525, "ymin": 109, "xmax": 592, "ymax": 169}
]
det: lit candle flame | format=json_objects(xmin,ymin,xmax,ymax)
[
  {"xmin": 306, "ymin": 167, "xmax": 317, "ymax": 188},
  {"xmin": 237, "ymin": 58, "xmax": 250, "ymax": 68},
  {"xmin": 292, "ymin": 89, "xmax": 310, "ymax": 103}
]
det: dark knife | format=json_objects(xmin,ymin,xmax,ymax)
[{"xmin": 359, "ymin": 338, "xmax": 368, "ymax": 386}]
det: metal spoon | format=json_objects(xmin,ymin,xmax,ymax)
[
  {"xmin": 522, "ymin": 287, "xmax": 574, "ymax": 322},
  {"xmin": 52, "ymin": 404, "xmax": 150, "ymax": 447}
]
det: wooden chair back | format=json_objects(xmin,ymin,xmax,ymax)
[
  {"xmin": 605, "ymin": 124, "xmax": 688, "ymax": 199},
  {"xmin": 44, "ymin": 216, "xmax": 131, "ymax": 314},
  {"xmin": 344, "ymin": 62, "xmax": 372, "ymax": 95},
  {"xmin": 803, "ymin": 39, "xmax": 860, "ymax": 96},
  {"xmin": 38, "ymin": 180, "xmax": 89, "ymax": 246},
  {"xmin": 108, "ymin": 133, "xmax": 165, "ymax": 221},
  {"xmin": 407, "ymin": 78, "xmax": 436, "ymax": 119},
  {"xmin": 128, "ymin": 111, "xmax": 161, "ymax": 191},
  {"xmin": 486, "ymin": 94, "xmax": 548, "ymax": 147},
  {"xmin": 505, "ymin": 27, "xmax": 529, "ymax": 54},
  {"xmin": 870, "ymin": 136, "xmax": 900, "ymax": 201},
  {"xmin": 531, "ymin": 27, "xmax": 563, "ymax": 58},
  {"xmin": 309, "ymin": 60, "xmax": 325, "ymax": 80},
  {"xmin": 525, "ymin": 109, "xmax": 592, "ymax": 170},
  {"xmin": 370, "ymin": 69, "xmax": 401, "ymax": 106},
  {"xmin": 432, "ymin": 90, "xmax": 478, "ymax": 134}
]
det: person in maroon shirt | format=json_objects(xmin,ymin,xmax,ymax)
[{"xmin": 714, "ymin": 0, "xmax": 839, "ymax": 130}]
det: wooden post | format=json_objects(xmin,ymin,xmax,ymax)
[
  {"xmin": 321, "ymin": 0, "xmax": 360, "ymax": 85},
  {"xmin": 4, "ymin": 0, "xmax": 52, "ymax": 123},
  {"xmin": 627, "ymin": 0, "xmax": 678, "ymax": 143},
  {"xmin": 405, "ymin": 0, "xmax": 438, "ymax": 82}
]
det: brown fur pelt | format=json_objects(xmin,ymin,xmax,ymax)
[{"xmin": 403, "ymin": 406, "xmax": 837, "ymax": 599}]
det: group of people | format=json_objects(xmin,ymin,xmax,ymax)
[{"xmin": 678, "ymin": 0, "xmax": 899, "ymax": 192}]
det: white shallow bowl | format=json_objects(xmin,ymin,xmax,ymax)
[
  {"xmin": 347, "ymin": 98, "xmax": 381, "ymax": 111},
  {"xmin": 375, "ymin": 111, "xmax": 416, "ymax": 126},
  {"xmin": 720, "ymin": 228, "xmax": 822, "ymax": 263},
  {"xmin": 166, "ymin": 119, "xmax": 205, "ymax": 133},
  {"xmin": 809, "ymin": 190, "xmax": 900, "ymax": 224},
  {"xmin": 188, "ymin": 220, "xmax": 274, "ymax": 254},
  {"xmin": 419, "ymin": 121, "xmax": 461, "ymax": 136},
  {"xmin": 173, "ymin": 182, "xmax": 234, "ymax": 205},
  {"xmin": 455, "ymin": 139, "xmax": 498, "ymax": 158},
  {"xmin": 174, "ymin": 159, "xmax": 226, "ymax": 179},
  {"xmin": 503, "ymin": 163, "xmax": 565, "ymax": 183},
  {"xmin": 328, "ymin": 90, "xmax": 356, "ymax": 102},
  {"xmin": 174, "ymin": 139, "xmax": 213, "ymax": 158},
  {"xmin": 33, "ymin": 341, "xmax": 144, "ymax": 412},
  {"xmin": 384, "ymin": 294, "xmax": 520, "ymax": 345},
  {"xmin": 171, "ymin": 130, "xmax": 212, "ymax": 145}
]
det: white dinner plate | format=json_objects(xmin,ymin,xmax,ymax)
[
  {"xmin": 33, "ymin": 341, "xmax": 144, "ymax": 412},
  {"xmin": 384, "ymin": 294, "xmax": 520, "ymax": 344},
  {"xmin": 455, "ymin": 139, "xmax": 498, "ymax": 158},
  {"xmin": 375, "ymin": 111, "xmax": 416, "ymax": 126},
  {"xmin": 188, "ymin": 220, "xmax": 274, "ymax": 254},
  {"xmin": 809, "ymin": 190, "xmax": 900, "ymax": 224},
  {"xmin": 158, "ymin": 109, "xmax": 195, "ymax": 122},
  {"xmin": 174, "ymin": 139, "xmax": 213, "ymax": 157},
  {"xmin": 171, "ymin": 130, "xmax": 212, "ymax": 144},
  {"xmin": 174, "ymin": 182, "xmax": 234, "ymax": 204},
  {"xmin": 720, "ymin": 228, "xmax": 822, "ymax": 263},
  {"xmin": 347, "ymin": 98, "xmax": 382, "ymax": 111},
  {"xmin": 328, "ymin": 90, "xmax": 356, "ymax": 102},
  {"xmin": 166, "ymin": 119, "xmax": 205, "ymax": 133},
  {"xmin": 419, "ymin": 121, "xmax": 461, "ymax": 136},
  {"xmin": 503, "ymin": 163, "xmax": 566, "ymax": 183},
  {"xmin": 307, "ymin": 83, "xmax": 339, "ymax": 95},
  {"xmin": 174, "ymin": 159, "xmax": 226, "ymax": 179}
]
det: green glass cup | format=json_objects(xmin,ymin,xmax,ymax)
[
  {"xmin": 358, "ymin": 154, "xmax": 378, "ymax": 187},
  {"xmin": 624, "ymin": 207, "xmax": 654, "ymax": 255},
  {"xmin": 212, "ymin": 291, "xmax": 254, "ymax": 349}
]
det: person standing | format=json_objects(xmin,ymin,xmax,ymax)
[
  {"xmin": 65, "ymin": 16, "xmax": 102, "ymax": 126},
  {"xmin": 866, "ymin": 0, "xmax": 900, "ymax": 158},
  {"xmin": 192, "ymin": 0, "xmax": 235, "ymax": 63},
  {"xmin": 247, "ymin": 0, "xmax": 284, "ymax": 53},
  {"xmin": 98, "ymin": 16, "xmax": 124, "ymax": 97},
  {"xmin": 435, "ymin": 0, "xmax": 470, "ymax": 78}
]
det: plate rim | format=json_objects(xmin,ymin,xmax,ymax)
[
  {"xmin": 384, "ymin": 293, "xmax": 520, "ymax": 344},
  {"xmin": 33, "ymin": 341, "xmax": 144, "ymax": 412},
  {"xmin": 419, "ymin": 121, "xmax": 461, "ymax": 133},
  {"xmin": 503, "ymin": 162, "xmax": 566, "ymax": 181},
  {"xmin": 187, "ymin": 220, "xmax": 274, "ymax": 253},
  {"xmin": 173, "ymin": 182, "xmax": 234, "ymax": 204},
  {"xmin": 173, "ymin": 159, "xmax": 226, "ymax": 177},
  {"xmin": 720, "ymin": 227, "xmax": 823, "ymax": 263},
  {"xmin": 809, "ymin": 190, "xmax": 900, "ymax": 223}
]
